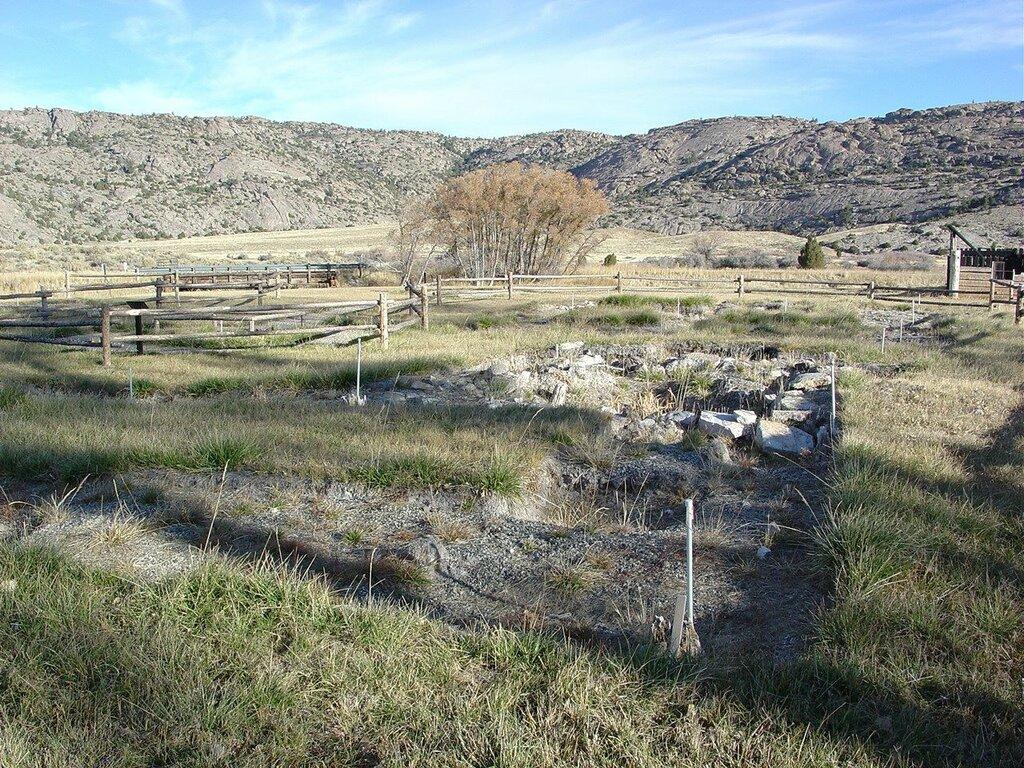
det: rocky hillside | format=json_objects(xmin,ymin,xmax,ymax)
[{"xmin": 0, "ymin": 101, "xmax": 1020, "ymax": 247}]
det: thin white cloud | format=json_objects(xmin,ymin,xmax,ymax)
[
  {"xmin": 880, "ymin": 0, "xmax": 1024, "ymax": 52},
  {"xmin": 148, "ymin": 0, "xmax": 186, "ymax": 17},
  {"xmin": 94, "ymin": 81, "xmax": 216, "ymax": 115},
  {"xmin": 387, "ymin": 12, "xmax": 420, "ymax": 33},
  {"xmin": 42, "ymin": 0, "xmax": 1021, "ymax": 134}
]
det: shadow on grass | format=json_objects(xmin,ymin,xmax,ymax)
[
  {"xmin": 188, "ymin": 513, "xmax": 429, "ymax": 606},
  {"xmin": 0, "ymin": 340, "xmax": 459, "ymax": 397}
]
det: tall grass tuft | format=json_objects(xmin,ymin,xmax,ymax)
[{"xmin": 188, "ymin": 434, "xmax": 263, "ymax": 470}]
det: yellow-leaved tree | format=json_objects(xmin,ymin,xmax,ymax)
[{"xmin": 397, "ymin": 162, "xmax": 609, "ymax": 279}]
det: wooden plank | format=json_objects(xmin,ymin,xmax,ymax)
[
  {"xmin": 0, "ymin": 334, "xmax": 101, "ymax": 348},
  {"xmin": 111, "ymin": 324, "xmax": 377, "ymax": 343},
  {"xmin": 378, "ymin": 292, "xmax": 389, "ymax": 347},
  {"xmin": 298, "ymin": 327, "xmax": 381, "ymax": 346}
]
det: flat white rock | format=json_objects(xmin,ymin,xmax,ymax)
[
  {"xmin": 697, "ymin": 411, "xmax": 746, "ymax": 440},
  {"xmin": 754, "ymin": 420, "xmax": 814, "ymax": 456},
  {"xmin": 733, "ymin": 409, "xmax": 757, "ymax": 426},
  {"xmin": 789, "ymin": 371, "xmax": 832, "ymax": 390}
]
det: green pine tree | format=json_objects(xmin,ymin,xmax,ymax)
[{"xmin": 799, "ymin": 236, "xmax": 826, "ymax": 269}]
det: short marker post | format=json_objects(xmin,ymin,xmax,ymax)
[
  {"xmin": 669, "ymin": 498, "xmax": 700, "ymax": 657},
  {"xmin": 830, "ymin": 353, "xmax": 837, "ymax": 437}
]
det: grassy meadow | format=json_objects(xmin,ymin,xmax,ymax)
[{"xmin": 0, "ymin": 281, "xmax": 1021, "ymax": 766}]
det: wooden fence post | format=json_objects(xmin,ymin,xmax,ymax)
[
  {"xmin": 173, "ymin": 271, "xmax": 181, "ymax": 304},
  {"xmin": 868, "ymin": 281, "xmax": 876, "ymax": 300},
  {"xmin": 134, "ymin": 313, "xmax": 145, "ymax": 356},
  {"xmin": 616, "ymin": 271, "xmax": 622, "ymax": 293},
  {"xmin": 947, "ymin": 248, "xmax": 961, "ymax": 295},
  {"xmin": 39, "ymin": 288, "xmax": 50, "ymax": 317},
  {"xmin": 379, "ymin": 292, "xmax": 390, "ymax": 347},
  {"xmin": 435, "ymin": 274, "xmax": 442, "ymax": 306},
  {"xmin": 737, "ymin": 274, "xmax": 745, "ymax": 298},
  {"xmin": 506, "ymin": 273, "xmax": 513, "ymax": 300},
  {"xmin": 101, "ymin": 306, "xmax": 111, "ymax": 367},
  {"xmin": 155, "ymin": 280, "xmax": 164, "ymax": 307},
  {"xmin": 1016, "ymin": 285, "xmax": 1023, "ymax": 326},
  {"xmin": 63, "ymin": 270, "xmax": 70, "ymax": 298},
  {"xmin": 989, "ymin": 263, "xmax": 997, "ymax": 310},
  {"xmin": 419, "ymin": 285, "xmax": 429, "ymax": 330}
]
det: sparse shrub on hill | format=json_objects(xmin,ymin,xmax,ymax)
[
  {"xmin": 691, "ymin": 234, "xmax": 718, "ymax": 259},
  {"xmin": 716, "ymin": 249, "xmax": 789, "ymax": 269},
  {"xmin": 603, "ymin": 253, "xmax": 617, "ymax": 266},
  {"xmin": 798, "ymin": 236, "xmax": 826, "ymax": 269},
  {"xmin": 855, "ymin": 251, "xmax": 934, "ymax": 271}
]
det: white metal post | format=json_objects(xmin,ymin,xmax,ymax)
[
  {"xmin": 685, "ymin": 498, "xmax": 695, "ymax": 642},
  {"xmin": 830, "ymin": 354, "xmax": 837, "ymax": 437},
  {"xmin": 356, "ymin": 338, "xmax": 363, "ymax": 404}
]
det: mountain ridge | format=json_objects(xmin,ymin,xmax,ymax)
[{"xmin": 0, "ymin": 101, "xmax": 1020, "ymax": 247}]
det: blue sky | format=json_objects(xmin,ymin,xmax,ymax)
[{"xmin": 0, "ymin": 0, "xmax": 1020, "ymax": 136}]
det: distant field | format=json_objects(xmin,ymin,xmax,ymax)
[
  {"xmin": 597, "ymin": 227, "xmax": 808, "ymax": 262},
  {"xmin": 98, "ymin": 224, "xmax": 396, "ymax": 261},
  {"xmin": 0, "ymin": 224, "xmax": 395, "ymax": 272},
  {"xmin": 0, "ymin": 222, "xmax": 950, "ymax": 286},
  {"xmin": 101, "ymin": 225, "xmax": 811, "ymax": 265},
  {"xmin": 2, "ymin": 224, "xmax": 841, "ymax": 273}
]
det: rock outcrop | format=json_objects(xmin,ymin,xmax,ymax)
[{"xmin": 0, "ymin": 101, "xmax": 1020, "ymax": 246}]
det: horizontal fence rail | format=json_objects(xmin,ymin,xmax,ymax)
[
  {"xmin": 0, "ymin": 284, "xmax": 429, "ymax": 364},
  {"xmin": 2, "ymin": 266, "xmax": 1019, "ymax": 363},
  {"xmin": 428, "ymin": 270, "xmax": 1023, "ymax": 324}
]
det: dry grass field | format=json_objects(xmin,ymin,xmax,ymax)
[
  {"xmin": 1, "ymin": 222, "xmax": 946, "ymax": 274},
  {"xmin": 0, "ymin": 224, "xmax": 394, "ymax": 273},
  {"xmin": 0, "ymin": 274, "xmax": 1021, "ymax": 766},
  {"xmin": 596, "ymin": 226, "xmax": 809, "ymax": 262}
]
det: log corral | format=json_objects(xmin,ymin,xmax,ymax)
[{"xmin": 0, "ymin": 269, "xmax": 428, "ymax": 365}]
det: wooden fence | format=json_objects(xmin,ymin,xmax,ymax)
[
  {"xmin": 0, "ymin": 284, "xmax": 429, "ymax": 366},
  {"xmin": 3, "ymin": 267, "xmax": 1019, "ymax": 365},
  {"xmin": 57, "ymin": 261, "xmax": 367, "ymax": 298},
  {"xmin": 426, "ymin": 269, "xmax": 1024, "ymax": 322},
  {"xmin": 429, "ymin": 271, "xmax": 966, "ymax": 304},
  {"xmin": 990, "ymin": 278, "xmax": 1024, "ymax": 324}
]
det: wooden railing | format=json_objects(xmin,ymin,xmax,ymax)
[
  {"xmin": 990, "ymin": 277, "xmax": 1023, "ymax": 324},
  {"xmin": 0, "ymin": 286, "xmax": 429, "ymax": 366},
  {"xmin": 430, "ymin": 271, "xmax": 920, "ymax": 303},
  {"xmin": 427, "ymin": 270, "xmax": 1024, "ymax": 320}
]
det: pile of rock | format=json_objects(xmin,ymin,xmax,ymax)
[
  {"xmin": 375, "ymin": 342, "xmax": 838, "ymax": 459},
  {"xmin": 613, "ymin": 358, "xmax": 836, "ymax": 458},
  {"xmin": 756, "ymin": 363, "xmax": 834, "ymax": 452},
  {"xmin": 375, "ymin": 341, "xmax": 620, "ymax": 408}
]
